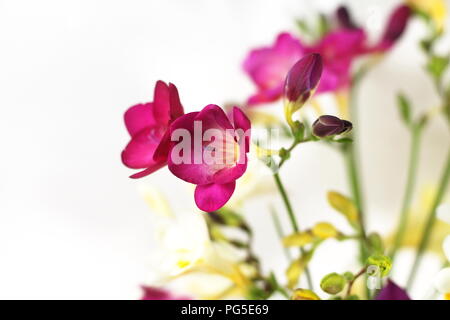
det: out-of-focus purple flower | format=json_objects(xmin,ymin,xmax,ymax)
[
  {"xmin": 312, "ymin": 115, "xmax": 352, "ymax": 138},
  {"xmin": 376, "ymin": 280, "xmax": 411, "ymax": 300},
  {"xmin": 141, "ymin": 286, "xmax": 191, "ymax": 300},
  {"xmin": 304, "ymin": 29, "xmax": 366, "ymax": 93},
  {"xmin": 336, "ymin": 5, "xmax": 359, "ymax": 29},
  {"xmin": 243, "ymin": 30, "xmax": 366, "ymax": 106},
  {"xmin": 243, "ymin": 33, "xmax": 305, "ymax": 106},
  {"xmin": 374, "ymin": 5, "xmax": 412, "ymax": 51}
]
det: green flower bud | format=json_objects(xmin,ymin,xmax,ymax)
[
  {"xmin": 320, "ymin": 272, "xmax": 346, "ymax": 294},
  {"xmin": 346, "ymin": 295, "xmax": 360, "ymax": 300},
  {"xmin": 367, "ymin": 232, "xmax": 384, "ymax": 254},
  {"xmin": 366, "ymin": 254, "xmax": 392, "ymax": 277},
  {"xmin": 343, "ymin": 271, "xmax": 354, "ymax": 282}
]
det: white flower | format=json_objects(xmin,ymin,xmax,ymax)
[
  {"xmin": 433, "ymin": 207, "xmax": 450, "ymax": 299},
  {"xmin": 437, "ymin": 203, "xmax": 450, "ymax": 225},
  {"xmin": 139, "ymin": 184, "xmax": 252, "ymax": 299}
]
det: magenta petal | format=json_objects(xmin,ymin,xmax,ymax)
[
  {"xmin": 124, "ymin": 103, "xmax": 156, "ymax": 137},
  {"xmin": 168, "ymin": 83, "xmax": 184, "ymax": 120},
  {"xmin": 153, "ymin": 130, "xmax": 171, "ymax": 161},
  {"xmin": 152, "ymin": 80, "xmax": 171, "ymax": 124},
  {"xmin": 195, "ymin": 104, "xmax": 233, "ymax": 131},
  {"xmin": 194, "ymin": 182, "xmax": 236, "ymax": 212},
  {"xmin": 243, "ymin": 33, "xmax": 305, "ymax": 105},
  {"xmin": 129, "ymin": 163, "xmax": 166, "ymax": 179},
  {"xmin": 213, "ymin": 159, "xmax": 248, "ymax": 184},
  {"xmin": 378, "ymin": 5, "xmax": 411, "ymax": 51},
  {"xmin": 232, "ymin": 107, "xmax": 251, "ymax": 153},
  {"xmin": 168, "ymin": 112, "xmax": 216, "ymax": 185},
  {"xmin": 376, "ymin": 280, "xmax": 411, "ymax": 300},
  {"xmin": 121, "ymin": 127, "xmax": 163, "ymax": 169},
  {"xmin": 141, "ymin": 286, "xmax": 191, "ymax": 300},
  {"xmin": 247, "ymin": 85, "xmax": 284, "ymax": 105}
]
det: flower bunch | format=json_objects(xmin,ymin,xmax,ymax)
[{"xmin": 121, "ymin": 0, "xmax": 450, "ymax": 300}]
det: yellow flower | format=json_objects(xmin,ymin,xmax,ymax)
[
  {"xmin": 385, "ymin": 186, "xmax": 450, "ymax": 255},
  {"xmin": 406, "ymin": 0, "xmax": 447, "ymax": 32}
]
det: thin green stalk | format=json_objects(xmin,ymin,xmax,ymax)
[
  {"xmin": 390, "ymin": 126, "xmax": 423, "ymax": 261},
  {"xmin": 273, "ymin": 172, "xmax": 314, "ymax": 290},
  {"xmin": 270, "ymin": 206, "xmax": 293, "ymax": 261},
  {"xmin": 407, "ymin": 149, "xmax": 450, "ymax": 290},
  {"xmin": 347, "ymin": 72, "xmax": 368, "ymax": 253}
]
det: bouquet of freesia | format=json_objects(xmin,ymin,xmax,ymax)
[{"xmin": 122, "ymin": 0, "xmax": 450, "ymax": 300}]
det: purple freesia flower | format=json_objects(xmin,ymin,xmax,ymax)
[
  {"xmin": 376, "ymin": 280, "xmax": 411, "ymax": 300},
  {"xmin": 122, "ymin": 81, "xmax": 185, "ymax": 178},
  {"xmin": 141, "ymin": 286, "xmax": 191, "ymax": 300},
  {"xmin": 243, "ymin": 5, "xmax": 411, "ymax": 106},
  {"xmin": 167, "ymin": 105, "xmax": 251, "ymax": 212}
]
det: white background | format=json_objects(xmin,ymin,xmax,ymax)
[{"xmin": 0, "ymin": 0, "xmax": 449, "ymax": 299}]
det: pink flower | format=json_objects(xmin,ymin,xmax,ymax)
[
  {"xmin": 243, "ymin": 33, "xmax": 305, "ymax": 106},
  {"xmin": 141, "ymin": 286, "xmax": 191, "ymax": 300},
  {"xmin": 121, "ymin": 81, "xmax": 184, "ymax": 179},
  {"xmin": 243, "ymin": 30, "xmax": 366, "ymax": 106},
  {"xmin": 304, "ymin": 29, "xmax": 366, "ymax": 93},
  {"xmin": 167, "ymin": 105, "xmax": 251, "ymax": 212},
  {"xmin": 243, "ymin": 5, "xmax": 411, "ymax": 106}
]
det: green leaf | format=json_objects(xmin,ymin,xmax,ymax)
[
  {"xmin": 296, "ymin": 19, "xmax": 311, "ymax": 35},
  {"xmin": 427, "ymin": 55, "xmax": 450, "ymax": 80},
  {"xmin": 317, "ymin": 14, "xmax": 330, "ymax": 37},
  {"xmin": 397, "ymin": 92, "xmax": 411, "ymax": 125}
]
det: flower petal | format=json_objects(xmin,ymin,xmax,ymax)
[
  {"xmin": 232, "ymin": 107, "xmax": 251, "ymax": 153},
  {"xmin": 122, "ymin": 127, "xmax": 164, "ymax": 169},
  {"xmin": 443, "ymin": 235, "xmax": 450, "ymax": 262},
  {"xmin": 124, "ymin": 103, "xmax": 156, "ymax": 137},
  {"xmin": 437, "ymin": 203, "xmax": 450, "ymax": 225},
  {"xmin": 153, "ymin": 80, "xmax": 171, "ymax": 124},
  {"xmin": 376, "ymin": 280, "xmax": 411, "ymax": 300},
  {"xmin": 194, "ymin": 182, "xmax": 236, "ymax": 212},
  {"xmin": 434, "ymin": 267, "xmax": 450, "ymax": 294},
  {"xmin": 195, "ymin": 104, "xmax": 233, "ymax": 131},
  {"xmin": 243, "ymin": 33, "xmax": 305, "ymax": 105},
  {"xmin": 141, "ymin": 286, "xmax": 190, "ymax": 300},
  {"xmin": 168, "ymin": 83, "xmax": 184, "ymax": 120},
  {"xmin": 129, "ymin": 162, "xmax": 166, "ymax": 179},
  {"xmin": 168, "ymin": 112, "xmax": 216, "ymax": 185}
]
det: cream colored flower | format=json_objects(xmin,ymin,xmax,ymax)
[
  {"xmin": 139, "ymin": 185, "xmax": 254, "ymax": 299},
  {"xmin": 433, "ymin": 205, "xmax": 450, "ymax": 300}
]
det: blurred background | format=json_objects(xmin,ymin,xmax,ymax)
[{"xmin": 0, "ymin": 0, "xmax": 449, "ymax": 299}]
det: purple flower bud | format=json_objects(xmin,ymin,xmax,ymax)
[
  {"xmin": 379, "ymin": 5, "xmax": 411, "ymax": 50},
  {"xmin": 284, "ymin": 53, "xmax": 323, "ymax": 106},
  {"xmin": 312, "ymin": 115, "xmax": 353, "ymax": 138},
  {"xmin": 336, "ymin": 6, "xmax": 358, "ymax": 29}
]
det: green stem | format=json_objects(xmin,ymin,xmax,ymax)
[
  {"xmin": 406, "ymin": 148, "xmax": 450, "ymax": 290},
  {"xmin": 390, "ymin": 126, "xmax": 423, "ymax": 261},
  {"xmin": 273, "ymin": 172, "xmax": 314, "ymax": 290},
  {"xmin": 270, "ymin": 206, "xmax": 293, "ymax": 261},
  {"xmin": 346, "ymin": 73, "xmax": 368, "ymax": 252}
]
